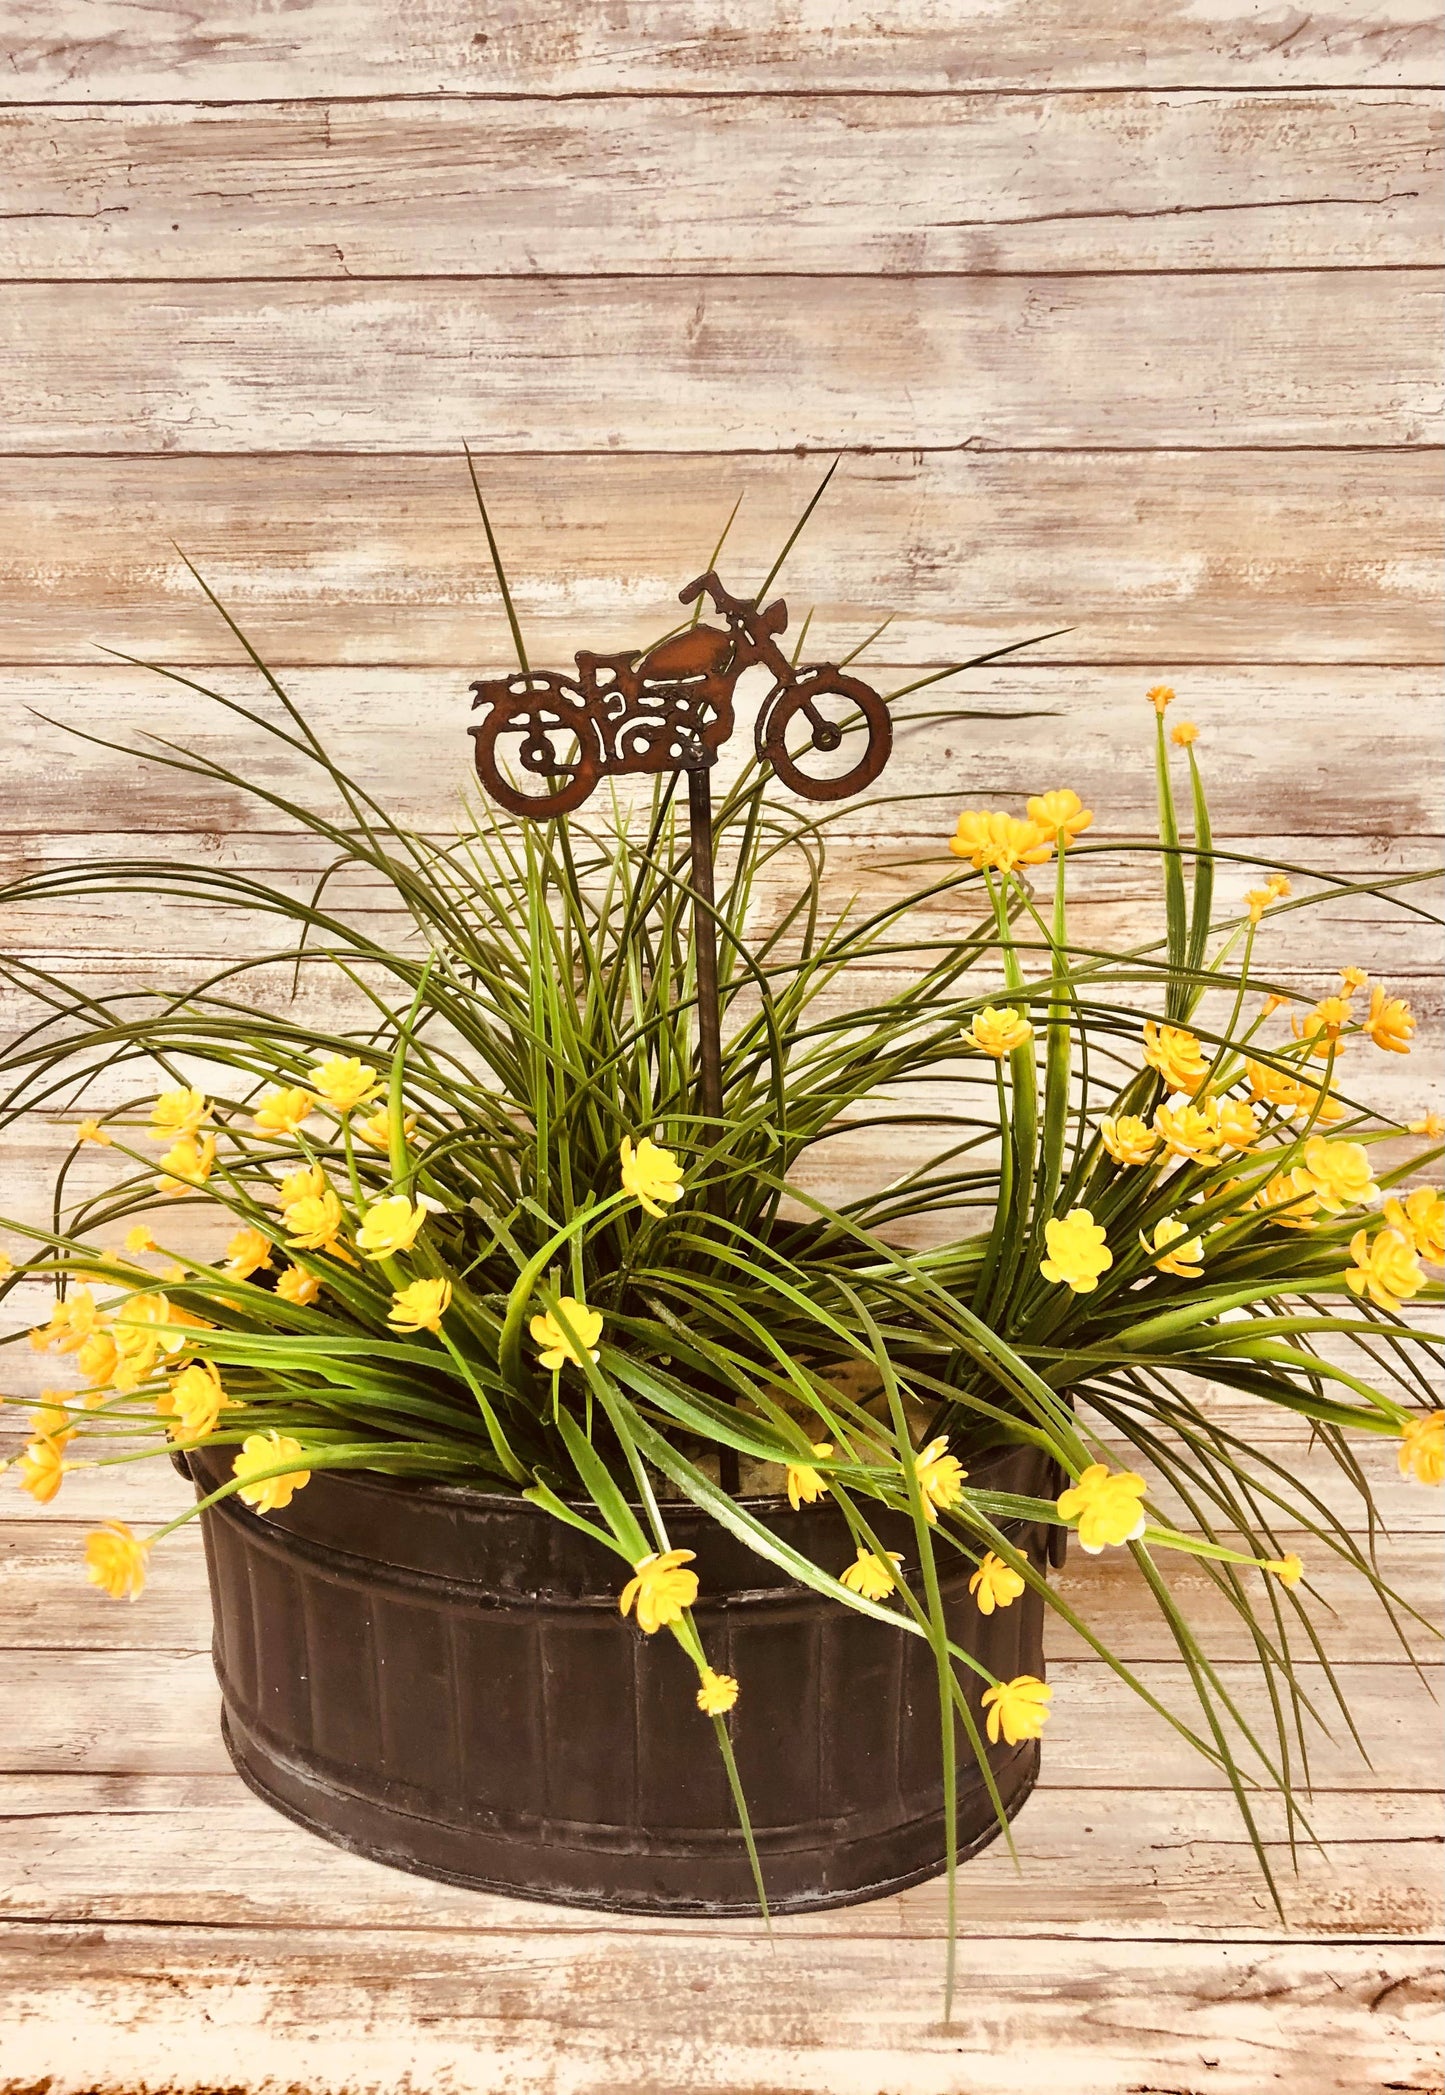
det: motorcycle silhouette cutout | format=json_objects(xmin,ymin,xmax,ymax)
[{"xmin": 469, "ymin": 570, "xmax": 892, "ymax": 818}]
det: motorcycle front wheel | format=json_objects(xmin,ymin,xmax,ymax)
[{"xmin": 756, "ymin": 670, "xmax": 892, "ymax": 801}]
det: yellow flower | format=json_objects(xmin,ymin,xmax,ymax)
[
  {"xmin": 112, "ymin": 1292, "xmax": 191, "ymax": 1390},
  {"xmin": 388, "ymin": 1277, "xmax": 453, "ymax": 1334},
  {"xmin": 1300, "ymin": 1136, "xmax": 1378, "ymax": 1215},
  {"xmin": 84, "ymin": 1520, "xmax": 149, "ymax": 1601},
  {"xmin": 279, "ymin": 1162, "xmax": 328, "ymax": 1207},
  {"xmin": 274, "ymin": 1264, "xmax": 323, "ymax": 1307},
  {"xmin": 1292, "ymin": 995, "xmax": 1354, "ymax": 1059},
  {"xmin": 17, "ymin": 1438, "xmax": 70, "ymax": 1503},
  {"xmin": 0, "ymin": 1250, "xmax": 14, "ymax": 1281},
  {"xmin": 29, "ymin": 1401, "xmax": 75, "ymax": 1448},
  {"xmin": 356, "ymin": 1107, "xmax": 417, "ymax": 1150},
  {"xmin": 1100, "ymin": 1114, "xmax": 1158, "ymax": 1167},
  {"xmin": 1296, "ymin": 1079, "xmax": 1346, "ymax": 1127},
  {"xmin": 982, "ymin": 1674, "xmax": 1052, "ymax": 1746},
  {"xmin": 1346, "ymin": 1227, "xmax": 1423, "ymax": 1315},
  {"xmin": 30, "ymin": 1286, "xmax": 102, "ymax": 1355},
  {"xmin": 1172, "ymin": 721, "xmax": 1202, "ymax": 750},
  {"xmin": 530, "ymin": 1296, "xmax": 603, "ymax": 1372},
  {"xmin": 356, "ymin": 1195, "xmax": 427, "ymax": 1259},
  {"xmin": 695, "ymin": 1668, "xmax": 740, "ymax": 1715},
  {"xmin": 233, "ymin": 1431, "xmax": 311, "ymax": 1513},
  {"xmin": 1409, "ymin": 1112, "xmax": 1444, "ymax": 1139},
  {"xmin": 253, "ymin": 1086, "xmax": 315, "ymax": 1135},
  {"xmin": 1211, "ymin": 1098, "xmax": 1258, "ymax": 1155},
  {"xmin": 284, "ymin": 1189, "xmax": 346, "ymax": 1253},
  {"xmin": 948, "ymin": 809, "xmax": 1053, "ymax": 874},
  {"xmin": 223, "ymin": 1227, "xmax": 274, "ymax": 1281},
  {"xmin": 619, "ymin": 1549, "xmax": 698, "ymax": 1634},
  {"xmin": 76, "ymin": 1328, "xmax": 120, "ymax": 1388},
  {"xmin": 1146, "ymin": 684, "xmax": 1175, "ymax": 715},
  {"xmin": 1252, "ymin": 1168, "xmax": 1321, "ymax": 1230},
  {"xmin": 1244, "ymin": 888, "xmax": 1274, "ymax": 925},
  {"xmin": 968, "ymin": 1551, "xmax": 1026, "ymax": 1615},
  {"xmin": 76, "ymin": 1117, "xmax": 112, "ymax": 1146},
  {"xmin": 785, "ymin": 1442, "xmax": 832, "ymax": 1511},
  {"xmin": 913, "ymin": 1435, "xmax": 968, "ymax": 1522},
  {"xmin": 1025, "ymin": 788, "xmax": 1093, "ymax": 845},
  {"xmin": 840, "ymin": 1547, "xmax": 903, "ymax": 1601},
  {"xmin": 310, "ymin": 1055, "xmax": 383, "ymax": 1114},
  {"xmin": 964, "ymin": 1005, "xmax": 1034, "ymax": 1058},
  {"xmin": 1384, "ymin": 1189, "xmax": 1445, "ymax": 1267},
  {"xmin": 1340, "ymin": 966, "xmax": 1369, "ymax": 993},
  {"xmin": 1265, "ymin": 874, "xmax": 1292, "ymax": 899},
  {"xmin": 157, "ymin": 1132, "xmax": 216, "ymax": 1192},
  {"xmin": 1362, "ymin": 984, "xmax": 1414, "ymax": 1055},
  {"xmin": 1397, "ymin": 1413, "xmax": 1444, "ymax": 1487},
  {"xmin": 159, "ymin": 1360, "xmax": 230, "ymax": 1441},
  {"xmin": 123, "ymin": 1224, "xmax": 157, "ymax": 1255},
  {"xmin": 1057, "ymin": 1464, "xmax": 1149, "ymax": 1552},
  {"xmin": 1267, "ymin": 1553, "xmax": 1304, "ymax": 1589},
  {"xmin": 1141, "ymin": 1021, "xmax": 1210, "ymax": 1094},
  {"xmin": 1246, "ymin": 1057, "xmax": 1307, "ymax": 1115},
  {"xmin": 620, "ymin": 1135, "xmax": 686, "ymax": 1219},
  {"xmin": 1153, "ymin": 1100, "xmax": 1221, "ymax": 1162},
  {"xmin": 1040, "ymin": 1209, "xmax": 1113, "ymax": 1293},
  {"xmin": 150, "ymin": 1087, "xmax": 210, "ymax": 1143},
  {"xmin": 1261, "ymin": 993, "xmax": 1292, "ymax": 1017},
  {"xmin": 1145, "ymin": 1216, "xmax": 1204, "ymax": 1279}
]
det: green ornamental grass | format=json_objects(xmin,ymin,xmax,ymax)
[{"xmin": 2, "ymin": 479, "xmax": 1440, "ymax": 2006}]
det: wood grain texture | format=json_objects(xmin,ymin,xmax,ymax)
[
  {"xmin": 4, "ymin": 1, "xmax": 1442, "ymax": 98},
  {"xmin": 5, "ymin": 667, "xmax": 1443, "ymax": 835},
  {"xmin": 0, "ymin": 1930, "xmax": 1438, "ymax": 2095},
  {"xmin": 1, "ymin": 93, "xmax": 1439, "ymax": 279},
  {"xmin": 0, "ymin": 1778, "xmax": 1439, "ymax": 1939},
  {"xmin": 3, "ymin": 273, "xmax": 1440, "ymax": 454},
  {"xmin": 1, "ymin": 453, "xmax": 1439, "ymax": 666}
]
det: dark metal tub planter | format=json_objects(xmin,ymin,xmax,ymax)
[{"xmin": 181, "ymin": 1438, "xmax": 1058, "ymax": 1914}]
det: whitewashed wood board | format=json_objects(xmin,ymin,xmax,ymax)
[
  {"xmin": 2, "ymin": 453, "xmax": 1435, "ymax": 666},
  {"xmin": 0, "ymin": 1776, "xmax": 1438, "ymax": 1941},
  {"xmin": 3, "ymin": 275, "xmax": 1441, "ymax": 453},
  {"xmin": 1, "ymin": 93, "xmax": 1438, "ymax": 279},
  {"xmin": 4, "ymin": 0, "xmax": 1441, "ymax": 96},
  {"xmin": 0, "ymin": 1924, "xmax": 1438, "ymax": 2095},
  {"xmin": 6, "ymin": 665, "xmax": 1444, "ymax": 836}
]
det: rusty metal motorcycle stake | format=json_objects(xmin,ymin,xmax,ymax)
[{"xmin": 467, "ymin": 569, "xmax": 892, "ymax": 1129}]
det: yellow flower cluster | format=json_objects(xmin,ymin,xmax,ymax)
[
  {"xmin": 1141, "ymin": 1021, "xmax": 1210, "ymax": 1094},
  {"xmin": 969, "ymin": 1551, "xmax": 1026, "ymax": 1615},
  {"xmin": 388, "ymin": 1278, "xmax": 452, "ymax": 1333},
  {"xmin": 982, "ymin": 1674, "xmax": 1052, "ymax": 1745},
  {"xmin": 785, "ymin": 1442, "xmax": 832, "ymax": 1510},
  {"xmin": 619, "ymin": 1549, "xmax": 698, "ymax": 1633},
  {"xmin": 310, "ymin": 1056, "xmax": 383, "ymax": 1115},
  {"xmin": 156, "ymin": 1359, "xmax": 233, "ymax": 1442},
  {"xmin": 1398, "ymin": 1414, "xmax": 1444, "ymax": 1487},
  {"xmin": 841, "ymin": 1547, "xmax": 903, "ymax": 1600},
  {"xmin": 233, "ymin": 1430, "xmax": 312, "ymax": 1513},
  {"xmin": 531, "ymin": 1297, "xmax": 604, "ymax": 1372},
  {"xmin": 964, "ymin": 1006, "xmax": 1034, "ymax": 1058},
  {"xmin": 620, "ymin": 1136, "xmax": 686, "ymax": 1219},
  {"xmin": 913, "ymin": 1436, "xmax": 968, "ymax": 1522},
  {"xmin": 1041, "ymin": 1210, "xmax": 1113, "ymax": 1293},
  {"xmin": 1057, "ymin": 1464, "xmax": 1149, "ymax": 1552},
  {"xmin": 948, "ymin": 789, "xmax": 1093, "ymax": 876}
]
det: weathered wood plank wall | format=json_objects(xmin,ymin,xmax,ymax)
[{"xmin": 0, "ymin": 4, "xmax": 1441, "ymax": 2090}]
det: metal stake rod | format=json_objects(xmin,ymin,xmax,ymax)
[{"xmin": 687, "ymin": 763, "xmax": 725, "ymax": 1129}]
